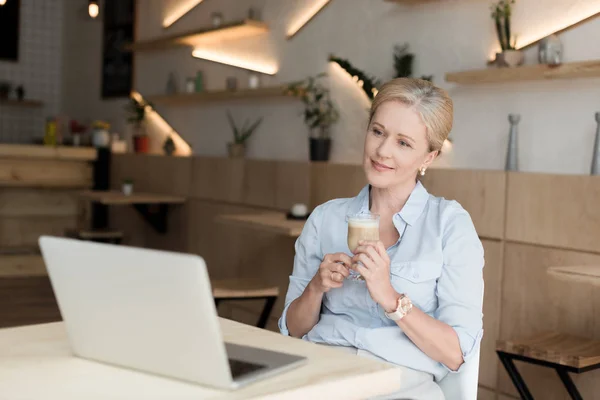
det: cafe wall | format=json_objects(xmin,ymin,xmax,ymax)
[
  {"xmin": 59, "ymin": 0, "xmax": 600, "ymax": 171},
  {"xmin": 0, "ymin": 0, "xmax": 63, "ymax": 143}
]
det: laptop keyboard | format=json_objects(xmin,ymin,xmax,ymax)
[{"xmin": 228, "ymin": 358, "xmax": 267, "ymax": 379}]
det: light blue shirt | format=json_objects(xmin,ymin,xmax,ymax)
[{"xmin": 278, "ymin": 181, "xmax": 484, "ymax": 382}]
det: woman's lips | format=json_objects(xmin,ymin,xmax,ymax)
[{"xmin": 371, "ymin": 159, "xmax": 394, "ymax": 172}]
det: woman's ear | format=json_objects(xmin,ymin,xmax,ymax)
[{"xmin": 423, "ymin": 150, "xmax": 439, "ymax": 168}]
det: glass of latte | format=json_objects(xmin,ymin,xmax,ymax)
[{"xmin": 346, "ymin": 212, "xmax": 380, "ymax": 281}]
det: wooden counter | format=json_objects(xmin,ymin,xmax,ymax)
[{"xmin": 0, "ymin": 144, "xmax": 96, "ymax": 161}]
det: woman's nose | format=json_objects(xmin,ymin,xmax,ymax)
[{"xmin": 376, "ymin": 137, "xmax": 394, "ymax": 158}]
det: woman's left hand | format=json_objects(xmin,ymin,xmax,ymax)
[{"xmin": 352, "ymin": 240, "xmax": 399, "ymax": 312}]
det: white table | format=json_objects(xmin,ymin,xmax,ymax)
[{"xmin": 0, "ymin": 319, "xmax": 402, "ymax": 400}]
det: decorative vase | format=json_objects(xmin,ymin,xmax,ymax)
[
  {"xmin": 501, "ymin": 50, "xmax": 524, "ymax": 68},
  {"xmin": 133, "ymin": 135, "xmax": 149, "ymax": 153},
  {"xmin": 309, "ymin": 138, "xmax": 331, "ymax": 162},
  {"xmin": 505, "ymin": 114, "xmax": 520, "ymax": 171},
  {"xmin": 227, "ymin": 142, "xmax": 246, "ymax": 158},
  {"xmin": 591, "ymin": 112, "xmax": 600, "ymax": 175},
  {"xmin": 122, "ymin": 182, "xmax": 133, "ymax": 196},
  {"xmin": 211, "ymin": 12, "xmax": 223, "ymax": 27},
  {"xmin": 538, "ymin": 34, "xmax": 563, "ymax": 66}
]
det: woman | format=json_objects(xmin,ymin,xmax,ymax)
[{"xmin": 278, "ymin": 78, "xmax": 484, "ymax": 399}]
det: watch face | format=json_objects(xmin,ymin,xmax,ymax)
[{"xmin": 400, "ymin": 296, "xmax": 412, "ymax": 313}]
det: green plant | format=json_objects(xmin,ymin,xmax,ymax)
[
  {"xmin": 124, "ymin": 98, "xmax": 153, "ymax": 126},
  {"xmin": 393, "ymin": 44, "xmax": 433, "ymax": 82},
  {"xmin": 394, "ymin": 43, "xmax": 414, "ymax": 78},
  {"xmin": 226, "ymin": 111, "xmax": 263, "ymax": 145},
  {"xmin": 123, "ymin": 178, "xmax": 133, "ymax": 185},
  {"xmin": 286, "ymin": 73, "xmax": 339, "ymax": 137},
  {"xmin": 491, "ymin": 0, "xmax": 517, "ymax": 51}
]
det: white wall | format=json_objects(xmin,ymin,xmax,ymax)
[
  {"xmin": 0, "ymin": 0, "xmax": 63, "ymax": 143},
  {"xmin": 71, "ymin": 0, "xmax": 600, "ymax": 174},
  {"xmin": 61, "ymin": 0, "xmax": 129, "ymax": 143}
]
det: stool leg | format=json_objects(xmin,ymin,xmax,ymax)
[
  {"xmin": 555, "ymin": 368, "xmax": 583, "ymax": 400},
  {"xmin": 256, "ymin": 296, "xmax": 277, "ymax": 329},
  {"xmin": 497, "ymin": 351, "xmax": 534, "ymax": 400}
]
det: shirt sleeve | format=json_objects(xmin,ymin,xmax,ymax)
[
  {"xmin": 434, "ymin": 201, "xmax": 485, "ymax": 372},
  {"xmin": 278, "ymin": 205, "xmax": 324, "ymax": 336}
]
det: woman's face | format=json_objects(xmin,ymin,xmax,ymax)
[{"xmin": 363, "ymin": 101, "xmax": 438, "ymax": 190}]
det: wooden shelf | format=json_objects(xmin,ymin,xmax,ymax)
[
  {"xmin": 445, "ymin": 60, "xmax": 600, "ymax": 84},
  {"xmin": 217, "ymin": 212, "xmax": 305, "ymax": 238},
  {"xmin": 145, "ymin": 86, "xmax": 294, "ymax": 106},
  {"xmin": 80, "ymin": 190, "xmax": 186, "ymax": 205},
  {"xmin": 0, "ymin": 99, "xmax": 43, "ymax": 108},
  {"xmin": 127, "ymin": 20, "xmax": 268, "ymax": 52}
]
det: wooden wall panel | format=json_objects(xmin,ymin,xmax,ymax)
[
  {"xmin": 310, "ymin": 163, "xmax": 366, "ymax": 209},
  {"xmin": 0, "ymin": 255, "xmax": 46, "ymax": 278},
  {"xmin": 0, "ymin": 277, "xmax": 61, "ymax": 328},
  {"xmin": 479, "ymin": 240, "xmax": 503, "ymax": 390},
  {"xmin": 140, "ymin": 155, "xmax": 191, "ymax": 196},
  {"xmin": 422, "ymin": 169, "xmax": 506, "ymax": 239},
  {"xmin": 110, "ymin": 154, "xmax": 151, "ymax": 191},
  {"xmin": 506, "ymin": 173, "xmax": 600, "ymax": 253},
  {"xmin": 0, "ymin": 217, "xmax": 77, "ymax": 249},
  {"xmin": 243, "ymin": 160, "xmax": 276, "ymax": 208},
  {"xmin": 0, "ymin": 189, "xmax": 79, "ymax": 217},
  {"xmin": 274, "ymin": 161, "xmax": 310, "ymax": 211},
  {"xmin": 190, "ymin": 157, "xmax": 244, "ymax": 203},
  {"xmin": 499, "ymin": 243, "xmax": 600, "ymax": 399},
  {"xmin": 477, "ymin": 387, "xmax": 497, "ymax": 400},
  {"xmin": 0, "ymin": 159, "xmax": 93, "ymax": 188}
]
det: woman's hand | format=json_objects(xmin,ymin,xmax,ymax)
[
  {"xmin": 309, "ymin": 253, "xmax": 352, "ymax": 294},
  {"xmin": 352, "ymin": 240, "xmax": 399, "ymax": 312}
]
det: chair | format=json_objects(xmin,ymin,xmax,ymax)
[
  {"xmin": 438, "ymin": 282, "xmax": 484, "ymax": 400},
  {"xmin": 211, "ymin": 279, "xmax": 279, "ymax": 329},
  {"xmin": 438, "ymin": 346, "xmax": 481, "ymax": 400}
]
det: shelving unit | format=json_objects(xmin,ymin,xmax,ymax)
[
  {"xmin": 145, "ymin": 86, "xmax": 295, "ymax": 106},
  {"xmin": 445, "ymin": 60, "xmax": 600, "ymax": 84},
  {"xmin": 0, "ymin": 99, "xmax": 43, "ymax": 108},
  {"xmin": 127, "ymin": 19, "xmax": 269, "ymax": 52}
]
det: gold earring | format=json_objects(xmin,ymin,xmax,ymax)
[{"xmin": 420, "ymin": 167, "xmax": 426, "ymax": 176}]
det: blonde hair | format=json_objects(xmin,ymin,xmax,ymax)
[{"xmin": 369, "ymin": 78, "xmax": 453, "ymax": 153}]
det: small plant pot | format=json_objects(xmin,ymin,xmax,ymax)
[
  {"xmin": 500, "ymin": 50, "xmax": 524, "ymax": 68},
  {"xmin": 122, "ymin": 183, "xmax": 133, "ymax": 196},
  {"xmin": 309, "ymin": 138, "xmax": 331, "ymax": 161},
  {"xmin": 227, "ymin": 142, "xmax": 246, "ymax": 158}
]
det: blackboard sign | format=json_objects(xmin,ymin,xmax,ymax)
[
  {"xmin": 0, "ymin": 0, "xmax": 20, "ymax": 61},
  {"xmin": 101, "ymin": 0, "xmax": 135, "ymax": 98}
]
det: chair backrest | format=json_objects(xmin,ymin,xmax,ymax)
[
  {"xmin": 437, "ymin": 346, "xmax": 481, "ymax": 400},
  {"xmin": 438, "ymin": 281, "xmax": 484, "ymax": 400}
]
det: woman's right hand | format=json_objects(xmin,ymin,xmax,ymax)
[{"xmin": 309, "ymin": 253, "xmax": 352, "ymax": 293}]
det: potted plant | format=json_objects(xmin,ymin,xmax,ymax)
[
  {"xmin": 122, "ymin": 178, "xmax": 134, "ymax": 196},
  {"xmin": 90, "ymin": 120, "xmax": 111, "ymax": 148},
  {"xmin": 125, "ymin": 97, "xmax": 152, "ymax": 153},
  {"xmin": 286, "ymin": 74, "xmax": 339, "ymax": 161},
  {"xmin": 491, "ymin": 0, "xmax": 522, "ymax": 67},
  {"xmin": 226, "ymin": 110, "xmax": 263, "ymax": 158}
]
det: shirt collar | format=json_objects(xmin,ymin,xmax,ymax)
[{"xmin": 350, "ymin": 181, "xmax": 429, "ymax": 226}]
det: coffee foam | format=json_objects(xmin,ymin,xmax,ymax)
[{"xmin": 347, "ymin": 218, "xmax": 378, "ymax": 228}]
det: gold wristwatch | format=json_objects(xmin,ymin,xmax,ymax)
[{"xmin": 384, "ymin": 293, "xmax": 413, "ymax": 321}]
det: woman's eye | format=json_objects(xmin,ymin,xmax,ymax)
[
  {"xmin": 398, "ymin": 140, "xmax": 411, "ymax": 148},
  {"xmin": 373, "ymin": 129, "xmax": 383, "ymax": 136}
]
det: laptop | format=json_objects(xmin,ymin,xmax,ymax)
[{"xmin": 38, "ymin": 236, "xmax": 306, "ymax": 390}]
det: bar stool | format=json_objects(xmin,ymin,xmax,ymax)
[
  {"xmin": 211, "ymin": 279, "xmax": 279, "ymax": 329},
  {"xmin": 497, "ymin": 331, "xmax": 600, "ymax": 400}
]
